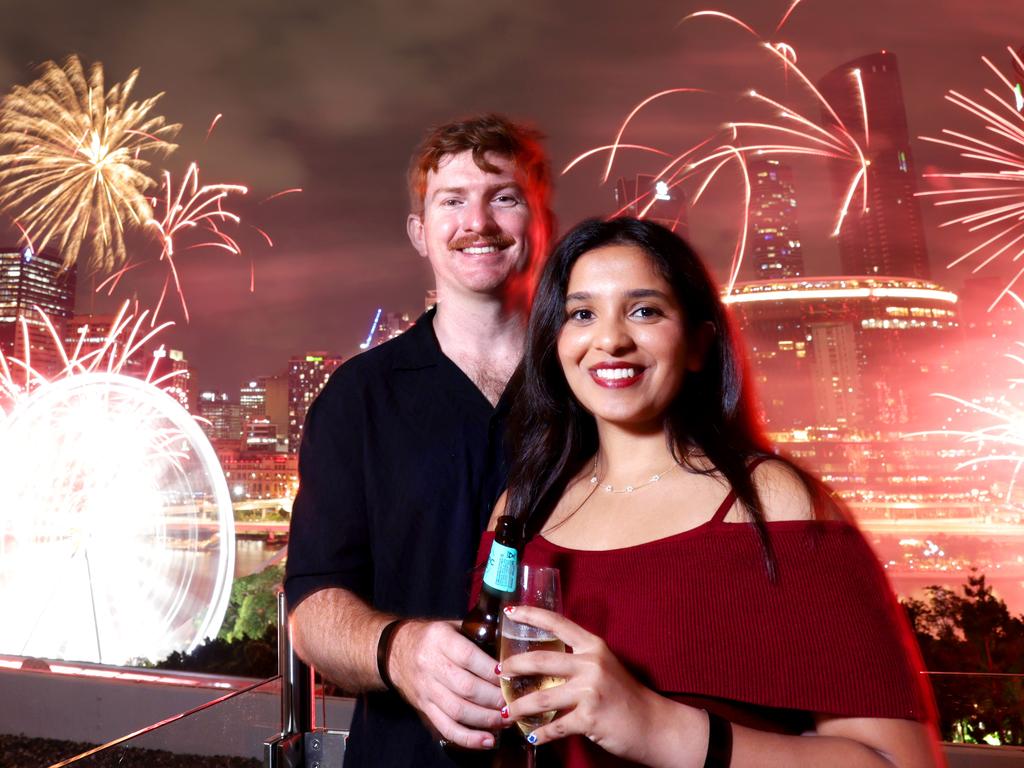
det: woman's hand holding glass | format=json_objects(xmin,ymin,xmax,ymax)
[
  {"xmin": 498, "ymin": 566, "xmax": 566, "ymax": 746},
  {"xmin": 499, "ymin": 605, "xmax": 702, "ymax": 765}
]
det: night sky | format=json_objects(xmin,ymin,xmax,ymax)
[{"xmin": 0, "ymin": 0, "xmax": 1019, "ymax": 390}]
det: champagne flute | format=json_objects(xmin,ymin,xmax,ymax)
[{"xmin": 499, "ymin": 565, "xmax": 565, "ymax": 766}]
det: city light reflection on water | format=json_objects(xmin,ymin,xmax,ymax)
[
  {"xmin": 223, "ymin": 530, "xmax": 1024, "ymax": 614},
  {"xmin": 867, "ymin": 530, "xmax": 1024, "ymax": 613}
]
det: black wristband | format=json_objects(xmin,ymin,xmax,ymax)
[
  {"xmin": 704, "ymin": 710, "xmax": 733, "ymax": 768},
  {"xmin": 376, "ymin": 619, "xmax": 405, "ymax": 693}
]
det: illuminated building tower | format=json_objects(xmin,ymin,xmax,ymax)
[
  {"xmin": 64, "ymin": 314, "xmax": 149, "ymax": 378},
  {"xmin": 614, "ymin": 175, "xmax": 689, "ymax": 236},
  {"xmin": 262, "ymin": 373, "xmax": 289, "ymax": 438},
  {"xmin": 747, "ymin": 159, "xmax": 804, "ymax": 279},
  {"xmin": 243, "ymin": 417, "xmax": 286, "ymax": 454},
  {"xmin": 0, "ymin": 245, "xmax": 76, "ymax": 377},
  {"xmin": 152, "ymin": 347, "xmax": 195, "ymax": 412},
  {"xmin": 198, "ymin": 391, "xmax": 244, "ymax": 442},
  {"xmin": 818, "ymin": 52, "xmax": 930, "ymax": 278},
  {"xmin": 374, "ymin": 311, "xmax": 414, "ymax": 346},
  {"xmin": 287, "ymin": 352, "xmax": 343, "ymax": 451},
  {"xmin": 726, "ymin": 276, "xmax": 960, "ymax": 433},
  {"xmin": 807, "ymin": 322, "xmax": 860, "ymax": 427},
  {"xmin": 241, "ymin": 375, "xmax": 290, "ymax": 450},
  {"xmin": 361, "ymin": 309, "xmax": 415, "ymax": 350},
  {"xmin": 240, "ymin": 378, "xmax": 266, "ymax": 425}
]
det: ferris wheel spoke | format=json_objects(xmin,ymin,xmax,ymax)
[
  {"xmin": 17, "ymin": 545, "xmax": 84, "ymax": 656},
  {"xmin": 82, "ymin": 547, "xmax": 104, "ymax": 663}
]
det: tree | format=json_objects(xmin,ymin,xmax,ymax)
[
  {"xmin": 904, "ymin": 571, "xmax": 1024, "ymax": 745},
  {"xmin": 218, "ymin": 565, "xmax": 283, "ymax": 642}
]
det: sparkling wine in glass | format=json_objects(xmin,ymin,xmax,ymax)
[{"xmin": 499, "ymin": 565, "xmax": 565, "ymax": 764}]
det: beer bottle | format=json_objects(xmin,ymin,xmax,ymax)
[
  {"xmin": 443, "ymin": 515, "xmax": 523, "ymax": 766},
  {"xmin": 461, "ymin": 514, "xmax": 522, "ymax": 654}
]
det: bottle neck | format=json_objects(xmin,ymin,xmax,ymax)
[{"xmin": 482, "ymin": 534, "xmax": 519, "ymax": 596}]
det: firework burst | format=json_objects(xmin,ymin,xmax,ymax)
[
  {"xmin": 566, "ymin": 6, "xmax": 869, "ymax": 291},
  {"xmin": 923, "ymin": 351, "xmax": 1024, "ymax": 501},
  {"xmin": 0, "ymin": 55, "xmax": 179, "ymax": 272},
  {"xmin": 910, "ymin": 288, "xmax": 1024, "ymax": 502},
  {"xmin": 95, "ymin": 161, "xmax": 253, "ymax": 322},
  {"xmin": 918, "ymin": 48, "xmax": 1024, "ymax": 307}
]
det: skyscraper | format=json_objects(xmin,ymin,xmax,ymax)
[
  {"xmin": 262, "ymin": 373, "xmax": 289, "ymax": 438},
  {"xmin": 64, "ymin": 314, "xmax": 150, "ymax": 378},
  {"xmin": 747, "ymin": 158, "xmax": 804, "ymax": 279},
  {"xmin": 287, "ymin": 353, "xmax": 343, "ymax": 451},
  {"xmin": 807, "ymin": 321, "xmax": 859, "ymax": 428},
  {"xmin": 240, "ymin": 378, "xmax": 267, "ymax": 425},
  {"xmin": 198, "ymin": 391, "xmax": 244, "ymax": 442},
  {"xmin": 614, "ymin": 175, "xmax": 689, "ymax": 236},
  {"xmin": 362, "ymin": 310, "xmax": 415, "ymax": 349},
  {"xmin": 818, "ymin": 52, "xmax": 930, "ymax": 279},
  {"xmin": 152, "ymin": 347, "xmax": 196, "ymax": 412},
  {"xmin": 0, "ymin": 245, "xmax": 76, "ymax": 376}
]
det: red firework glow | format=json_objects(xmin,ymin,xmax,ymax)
[
  {"xmin": 88, "ymin": 117, "xmax": 301, "ymax": 323},
  {"xmin": 919, "ymin": 47, "xmax": 1024, "ymax": 308},
  {"xmin": 98, "ymin": 162, "xmax": 248, "ymax": 322},
  {"xmin": 565, "ymin": 4, "xmax": 870, "ymax": 293}
]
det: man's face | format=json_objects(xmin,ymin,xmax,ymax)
[{"xmin": 407, "ymin": 150, "xmax": 533, "ymax": 300}]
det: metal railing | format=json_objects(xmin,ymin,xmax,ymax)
[
  {"xmin": 264, "ymin": 591, "xmax": 345, "ymax": 768},
  {"xmin": 11, "ymin": 603, "xmax": 1022, "ymax": 767},
  {"xmin": 29, "ymin": 591, "xmax": 349, "ymax": 768}
]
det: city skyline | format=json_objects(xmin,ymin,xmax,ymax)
[
  {"xmin": 5, "ymin": 8, "xmax": 1024, "ymax": 753},
  {"xmin": 0, "ymin": 0, "xmax": 1016, "ymax": 390}
]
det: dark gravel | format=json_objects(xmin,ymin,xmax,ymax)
[{"xmin": 0, "ymin": 734, "xmax": 261, "ymax": 768}]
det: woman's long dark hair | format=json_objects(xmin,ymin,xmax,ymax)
[{"xmin": 504, "ymin": 217, "xmax": 833, "ymax": 577}]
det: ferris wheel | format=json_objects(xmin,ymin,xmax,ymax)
[{"xmin": 0, "ymin": 373, "xmax": 235, "ymax": 666}]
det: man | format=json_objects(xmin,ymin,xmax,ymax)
[{"xmin": 285, "ymin": 114, "xmax": 553, "ymax": 766}]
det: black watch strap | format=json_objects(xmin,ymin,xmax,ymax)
[
  {"xmin": 376, "ymin": 619, "xmax": 406, "ymax": 693},
  {"xmin": 704, "ymin": 710, "xmax": 733, "ymax": 768}
]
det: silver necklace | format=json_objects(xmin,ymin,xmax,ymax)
[{"xmin": 589, "ymin": 458, "xmax": 678, "ymax": 494}]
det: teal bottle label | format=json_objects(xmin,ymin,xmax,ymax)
[{"xmin": 483, "ymin": 540, "xmax": 518, "ymax": 594}]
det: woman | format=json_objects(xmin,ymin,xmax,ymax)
[{"xmin": 476, "ymin": 218, "xmax": 941, "ymax": 767}]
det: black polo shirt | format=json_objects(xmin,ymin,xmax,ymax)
[{"xmin": 285, "ymin": 308, "xmax": 510, "ymax": 767}]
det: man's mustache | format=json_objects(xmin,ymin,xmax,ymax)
[{"xmin": 449, "ymin": 233, "xmax": 516, "ymax": 250}]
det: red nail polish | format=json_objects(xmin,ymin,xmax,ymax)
[
  {"xmin": 503, "ymin": 605, "xmax": 515, "ymax": 614},
  {"xmin": 500, "ymin": 705, "xmax": 509, "ymax": 719},
  {"xmin": 494, "ymin": 663, "xmax": 502, "ymax": 675}
]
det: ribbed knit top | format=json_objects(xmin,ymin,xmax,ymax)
[{"xmin": 474, "ymin": 490, "xmax": 933, "ymax": 764}]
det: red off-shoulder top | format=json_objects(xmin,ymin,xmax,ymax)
[{"xmin": 471, "ymin": 485, "xmax": 934, "ymax": 766}]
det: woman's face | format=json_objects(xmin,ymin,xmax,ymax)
[{"xmin": 556, "ymin": 243, "xmax": 699, "ymax": 433}]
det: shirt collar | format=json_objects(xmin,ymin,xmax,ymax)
[{"xmin": 390, "ymin": 306, "xmax": 444, "ymax": 371}]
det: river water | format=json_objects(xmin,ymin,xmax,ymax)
[
  {"xmin": 233, "ymin": 538, "xmax": 287, "ymax": 579},
  {"xmin": 866, "ymin": 531, "xmax": 1024, "ymax": 615},
  {"xmin": 230, "ymin": 533, "xmax": 1024, "ymax": 615}
]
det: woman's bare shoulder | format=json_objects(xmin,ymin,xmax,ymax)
[{"xmin": 751, "ymin": 458, "xmax": 814, "ymax": 522}]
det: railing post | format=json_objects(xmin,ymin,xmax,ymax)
[
  {"xmin": 264, "ymin": 590, "xmax": 346, "ymax": 768},
  {"xmin": 279, "ymin": 590, "xmax": 315, "ymax": 735},
  {"xmin": 264, "ymin": 591, "xmax": 312, "ymax": 767}
]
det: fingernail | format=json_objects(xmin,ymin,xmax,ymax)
[
  {"xmin": 500, "ymin": 705, "xmax": 509, "ymax": 719},
  {"xmin": 527, "ymin": 733, "xmax": 538, "ymax": 745},
  {"xmin": 483, "ymin": 736, "xmax": 495, "ymax": 749},
  {"xmin": 503, "ymin": 605, "xmax": 515, "ymax": 614},
  {"xmin": 494, "ymin": 663, "xmax": 502, "ymax": 675}
]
